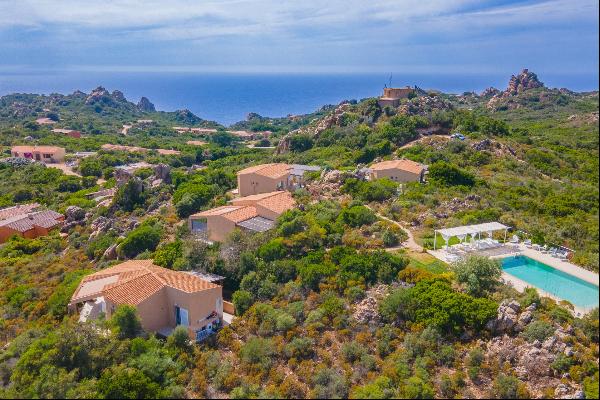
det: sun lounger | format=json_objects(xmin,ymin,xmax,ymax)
[
  {"xmin": 541, "ymin": 245, "xmax": 549, "ymax": 253},
  {"xmin": 532, "ymin": 243, "xmax": 541, "ymax": 251},
  {"xmin": 524, "ymin": 239, "xmax": 532, "ymax": 248},
  {"xmin": 509, "ymin": 235, "xmax": 519, "ymax": 244},
  {"xmin": 557, "ymin": 251, "xmax": 568, "ymax": 260}
]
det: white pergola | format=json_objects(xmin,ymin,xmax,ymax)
[{"xmin": 433, "ymin": 222, "xmax": 510, "ymax": 250}]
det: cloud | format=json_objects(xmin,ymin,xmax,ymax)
[{"xmin": 0, "ymin": 0, "xmax": 597, "ymax": 74}]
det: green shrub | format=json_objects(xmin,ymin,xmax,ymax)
[{"xmin": 521, "ymin": 320, "xmax": 554, "ymax": 343}]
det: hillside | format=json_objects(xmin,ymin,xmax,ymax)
[{"xmin": 0, "ymin": 70, "xmax": 598, "ymax": 399}]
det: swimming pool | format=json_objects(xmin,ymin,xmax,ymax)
[{"xmin": 501, "ymin": 256, "xmax": 599, "ymax": 310}]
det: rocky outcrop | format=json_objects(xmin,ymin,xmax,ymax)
[
  {"xmin": 60, "ymin": 206, "xmax": 89, "ymax": 232},
  {"xmin": 89, "ymin": 216, "xmax": 113, "ymax": 239},
  {"xmin": 353, "ymin": 284, "xmax": 389, "ymax": 324},
  {"xmin": 504, "ymin": 69, "xmax": 544, "ymax": 96},
  {"xmin": 111, "ymin": 90, "xmax": 126, "ymax": 102},
  {"xmin": 173, "ymin": 109, "xmax": 203, "ymax": 125},
  {"xmin": 515, "ymin": 303, "xmax": 536, "ymax": 332},
  {"xmin": 481, "ymin": 87, "xmax": 501, "ymax": 98},
  {"xmin": 484, "ymin": 326, "xmax": 582, "ymax": 398},
  {"xmin": 137, "ymin": 97, "xmax": 155, "ymax": 112},
  {"xmin": 471, "ymin": 138, "xmax": 516, "ymax": 157},
  {"xmin": 85, "ymin": 86, "xmax": 111, "ymax": 105},
  {"xmin": 397, "ymin": 94, "xmax": 453, "ymax": 116},
  {"xmin": 65, "ymin": 206, "xmax": 86, "ymax": 222},
  {"xmin": 153, "ymin": 163, "xmax": 171, "ymax": 183},
  {"xmin": 486, "ymin": 300, "xmax": 522, "ymax": 333},
  {"xmin": 103, "ymin": 243, "xmax": 118, "ymax": 260}
]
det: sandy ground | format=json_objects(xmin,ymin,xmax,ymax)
[{"xmin": 48, "ymin": 163, "xmax": 106, "ymax": 185}]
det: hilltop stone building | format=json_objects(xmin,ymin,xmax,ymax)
[{"xmin": 378, "ymin": 86, "xmax": 415, "ymax": 108}]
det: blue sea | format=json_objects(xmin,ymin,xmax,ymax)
[{"xmin": 0, "ymin": 71, "xmax": 597, "ymax": 125}]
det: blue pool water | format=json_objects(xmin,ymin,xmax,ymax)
[{"xmin": 502, "ymin": 256, "xmax": 599, "ymax": 309}]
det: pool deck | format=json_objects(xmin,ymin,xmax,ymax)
[{"xmin": 428, "ymin": 243, "xmax": 599, "ymax": 315}]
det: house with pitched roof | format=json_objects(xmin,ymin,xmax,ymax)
[
  {"xmin": 0, "ymin": 205, "xmax": 64, "ymax": 243},
  {"xmin": 189, "ymin": 191, "xmax": 296, "ymax": 242},
  {"xmin": 11, "ymin": 145, "xmax": 66, "ymax": 163},
  {"xmin": 236, "ymin": 163, "xmax": 320, "ymax": 196},
  {"xmin": 368, "ymin": 159, "xmax": 427, "ymax": 183},
  {"xmin": 68, "ymin": 260, "xmax": 223, "ymax": 341}
]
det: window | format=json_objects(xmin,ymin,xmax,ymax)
[{"xmin": 43, "ymin": 154, "xmax": 51, "ymax": 158}]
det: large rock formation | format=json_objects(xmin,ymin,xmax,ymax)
[
  {"xmin": 504, "ymin": 68, "xmax": 544, "ymax": 96},
  {"xmin": 137, "ymin": 97, "xmax": 156, "ymax": 112},
  {"xmin": 85, "ymin": 86, "xmax": 111, "ymax": 105}
]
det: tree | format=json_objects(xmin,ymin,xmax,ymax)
[
  {"xmin": 167, "ymin": 325, "xmax": 192, "ymax": 353},
  {"xmin": 153, "ymin": 241, "xmax": 183, "ymax": 269},
  {"xmin": 113, "ymin": 178, "xmax": 145, "ymax": 211},
  {"xmin": 97, "ymin": 366, "xmax": 162, "ymax": 399},
  {"xmin": 78, "ymin": 159, "xmax": 103, "ymax": 177},
  {"xmin": 232, "ymin": 290, "xmax": 254, "ymax": 316},
  {"xmin": 289, "ymin": 134, "xmax": 314, "ymax": 152},
  {"xmin": 452, "ymin": 255, "xmax": 502, "ymax": 297},
  {"xmin": 119, "ymin": 225, "xmax": 161, "ymax": 259},
  {"xmin": 337, "ymin": 205, "xmax": 377, "ymax": 227},
  {"xmin": 173, "ymin": 184, "xmax": 215, "ymax": 218},
  {"xmin": 110, "ymin": 305, "xmax": 142, "ymax": 339},
  {"xmin": 211, "ymin": 131, "xmax": 238, "ymax": 147},
  {"xmin": 428, "ymin": 161, "xmax": 475, "ymax": 186},
  {"xmin": 479, "ymin": 116, "xmax": 510, "ymax": 136}
]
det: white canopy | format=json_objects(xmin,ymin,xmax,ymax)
[
  {"xmin": 435, "ymin": 222, "xmax": 508, "ymax": 238},
  {"xmin": 434, "ymin": 222, "xmax": 509, "ymax": 250}
]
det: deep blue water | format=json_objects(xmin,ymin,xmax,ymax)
[{"xmin": 0, "ymin": 71, "xmax": 597, "ymax": 125}]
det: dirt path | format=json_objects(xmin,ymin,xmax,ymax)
[
  {"xmin": 398, "ymin": 134, "xmax": 451, "ymax": 150},
  {"xmin": 366, "ymin": 205, "xmax": 423, "ymax": 252}
]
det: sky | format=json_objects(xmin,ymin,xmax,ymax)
[{"xmin": 0, "ymin": 0, "xmax": 598, "ymax": 78}]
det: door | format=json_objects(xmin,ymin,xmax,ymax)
[{"xmin": 175, "ymin": 306, "xmax": 189, "ymax": 326}]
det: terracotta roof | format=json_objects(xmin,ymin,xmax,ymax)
[
  {"xmin": 237, "ymin": 163, "xmax": 290, "ymax": 178},
  {"xmin": 11, "ymin": 145, "xmax": 64, "ymax": 153},
  {"xmin": 193, "ymin": 205, "xmax": 246, "ymax": 218},
  {"xmin": 222, "ymin": 206, "xmax": 258, "ymax": 223},
  {"xmin": 0, "ymin": 210, "xmax": 63, "ymax": 232},
  {"xmin": 370, "ymin": 159, "xmax": 426, "ymax": 174},
  {"xmin": 254, "ymin": 191, "xmax": 295, "ymax": 215},
  {"xmin": 229, "ymin": 191, "xmax": 284, "ymax": 204},
  {"xmin": 0, "ymin": 203, "xmax": 40, "ymax": 221},
  {"xmin": 70, "ymin": 260, "xmax": 219, "ymax": 306}
]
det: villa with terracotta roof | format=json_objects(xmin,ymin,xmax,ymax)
[
  {"xmin": 369, "ymin": 159, "xmax": 427, "ymax": 183},
  {"xmin": 68, "ymin": 260, "xmax": 223, "ymax": 341},
  {"xmin": 189, "ymin": 191, "xmax": 296, "ymax": 242},
  {"xmin": 237, "ymin": 163, "xmax": 320, "ymax": 196},
  {"xmin": 11, "ymin": 145, "xmax": 66, "ymax": 163},
  {"xmin": 0, "ymin": 204, "xmax": 64, "ymax": 243}
]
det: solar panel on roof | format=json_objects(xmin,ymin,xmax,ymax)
[{"xmin": 237, "ymin": 216, "xmax": 275, "ymax": 232}]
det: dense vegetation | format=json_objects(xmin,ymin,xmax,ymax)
[{"xmin": 0, "ymin": 76, "xmax": 598, "ymax": 398}]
